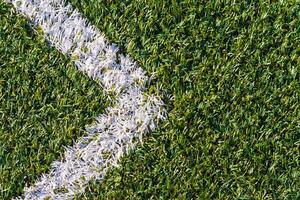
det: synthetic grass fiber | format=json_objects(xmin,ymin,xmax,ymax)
[
  {"xmin": 1, "ymin": 0, "xmax": 300, "ymax": 199},
  {"xmin": 4, "ymin": 1, "xmax": 165, "ymax": 198},
  {"xmin": 70, "ymin": 0, "xmax": 300, "ymax": 199},
  {"xmin": 0, "ymin": 2, "xmax": 108, "ymax": 199}
]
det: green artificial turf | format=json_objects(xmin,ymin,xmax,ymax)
[
  {"xmin": 0, "ymin": 2, "xmax": 108, "ymax": 199},
  {"xmin": 67, "ymin": 0, "xmax": 299, "ymax": 199},
  {"xmin": 0, "ymin": 0, "xmax": 300, "ymax": 199}
]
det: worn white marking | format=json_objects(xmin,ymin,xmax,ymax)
[{"xmin": 5, "ymin": 0, "xmax": 165, "ymax": 199}]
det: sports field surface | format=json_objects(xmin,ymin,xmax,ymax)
[{"xmin": 0, "ymin": 0, "xmax": 299, "ymax": 199}]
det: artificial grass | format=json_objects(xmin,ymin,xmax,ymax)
[
  {"xmin": 0, "ymin": 2, "xmax": 108, "ymax": 199},
  {"xmin": 0, "ymin": 0, "xmax": 299, "ymax": 199},
  {"xmin": 65, "ymin": 0, "xmax": 299, "ymax": 199}
]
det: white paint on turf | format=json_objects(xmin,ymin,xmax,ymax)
[{"xmin": 5, "ymin": 0, "xmax": 165, "ymax": 199}]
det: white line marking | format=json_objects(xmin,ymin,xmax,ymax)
[{"xmin": 5, "ymin": 0, "xmax": 165, "ymax": 199}]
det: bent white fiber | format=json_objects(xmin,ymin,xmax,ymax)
[{"xmin": 5, "ymin": 0, "xmax": 165, "ymax": 199}]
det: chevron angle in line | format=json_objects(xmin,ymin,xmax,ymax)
[{"xmin": 5, "ymin": 0, "xmax": 165, "ymax": 199}]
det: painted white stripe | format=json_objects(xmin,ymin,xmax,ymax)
[{"xmin": 5, "ymin": 0, "xmax": 165, "ymax": 199}]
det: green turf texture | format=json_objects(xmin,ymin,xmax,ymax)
[
  {"xmin": 0, "ymin": 2, "xmax": 108, "ymax": 199},
  {"xmin": 0, "ymin": 0, "xmax": 300, "ymax": 199},
  {"xmin": 67, "ymin": 0, "xmax": 299, "ymax": 199}
]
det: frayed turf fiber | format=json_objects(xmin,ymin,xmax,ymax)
[
  {"xmin": 1, "ymin": 0, "xmax": 300, "ymax": 199},
  {"xmin": 0, "ymin": 2, "xmax": 108, "ymax": 199},
  {"xmin": 4, "ymin": 0, "xmax": 165, "ymax": 199},
  {"xmin": 68, "ymin": 0, "xmax": 299, "ymax": 199}
]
